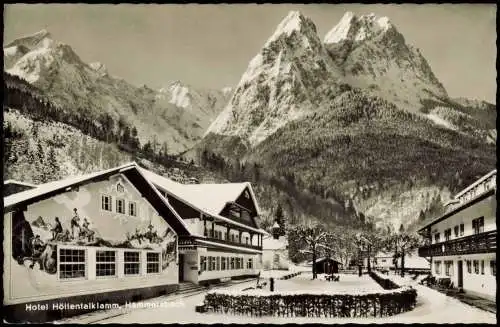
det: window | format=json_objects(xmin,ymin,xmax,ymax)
[
  {"xmin": 445, "ymin": 261, "xmax": 453, "ymax": 276},
  {"xmin": 490, "ymin": 260, "xmax": 496, "ymax": 276},
  {"xmin": 212, "ymin": 256, "xmax": 216, "ymax": 271},
  {"xmin": 208, "ymin": 257, "xmax": 212, "ymax": 271},
  {"xmin": 434, "ymin": 233, "xmax": 440, "ymax": 243},
  {"xmin": 221, "ymin": 257, "xmax": 226, "ymax": 270},
  {"xmin": 435, "ymin": 261, "xmax": 441, "ymax": 274},
  {"xmin": 459, "ymin": 224, "xmax": 464, "ymax": 236},
  {"xmin": 129, "ymin": 202, "xmax": 137, "ymax": 217},
  {"xmin": 244, "ymin": 190, "xmax": 250, "ymax": 199},
  {"xmin": 101, "ymin": 195, "xmax": 112, "ymax": 211},
  {"xmin": 231, "ymin": 234, "xmax": 235, "ymax": 243},
  {"xmin": 481, "ymin": 260, "xmax": 485, "ymax": 275},
  {"xmin": 472, "ymin": 217, "xmax": 484, "ymax": 234},
  {"xmin": 200, "ymin": 256, "xmax": 207, "ymax": 272},
  {"xmin": 454, "ymin": 226, "xmax": 459, "ymax": 238},
  {"xmin": 96, "ymin": 250, "xmax": 116, "ymax": 277},
  {"xmin": 245, "ymin": 236, "xmax": 249, "ymax": 245},
  {"xmin": 216, "ymin": 257, "xmax": 220, "ymax": 271},
  {"xmin": 231, "ymin": 257, "xmax": 235, "ymax": 270},
  {"xmin": 117, "ymin": 183, "xmax": 124, "ymax": 193},
  {"xmin": 473, "ymin": 260, "xmax": 480, "ymax": 274},
  {"xmin": 466, "ymin": 260, "xmax": 472, "ymax": 273},
  {"xmin": 59, "ymin": 248, "xmax": 86, "ymax": 279},
  {"xmin": 124, "ymin": 251, "xmax": 140, "ymax": 275},
  {"xmin": 444, "ymin": 229, "xmax": 452, "ymax": 241},
  {"xmin": 247, "ymin": 258, "xmax": 253, "ymax": 269},
  {"xmin": 229, "ymin": 206, "xmax": 241, "ymax": 218},
  {"xmin": 116, "ymin": 199, "xmax": 125, "ymax": 214},
  {"xmin": 146, "ymin": 252, "xmax": 160, "ymax": 273}
]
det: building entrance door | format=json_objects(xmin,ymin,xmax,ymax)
[
  {"xmin": 457, "ymin": 260, "xmax": 463, "ymax": 290},
  {"xmin": 179, "ymin": 254, "xmax": 185, "ymax": 282}
]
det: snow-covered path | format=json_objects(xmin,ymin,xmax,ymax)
[{"xmin": 95, "ymin": 275, "xmax": 495, "ymax": 324}]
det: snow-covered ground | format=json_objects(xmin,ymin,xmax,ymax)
[
  {"xmin": 256, "ymin": 272, "xmax": 382, "ymax": 293},
  {"xmin": 90, "ymin": 272, "xmax": 495, "ymax": 324}
]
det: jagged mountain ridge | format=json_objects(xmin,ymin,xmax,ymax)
[
  {"xmin": 206, "ymin": 11, "xmax": 347, "ymax": 146},
  {"xmin": 323, "ymin": 11, "xmax": 448, "ymax": 113},
  {"xmin": 206, "ymin": 10, "xmax": 495, "ymax": 147},
  {"xmin": 4, "ymin": 30, "xmax": 231, "ymax": 154},
  {"xmin": 200, "ymin": 10, "xmax": 496, "ymax": 229}
]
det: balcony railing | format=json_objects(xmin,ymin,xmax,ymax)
[
  {"xmin": 205, "ymin": 237, "xmax": 263, "ymax": 251},
  {"xmin": 418, "ymin": 230, "xmax": 496, "ymax": 257},
  {"xmin": 178, "ymin": 235, "xmax": 262, "ymax": 251}
]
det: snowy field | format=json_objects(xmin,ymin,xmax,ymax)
[{"xmin": 250, "ymin": 273, "xmax": 382, "ymax": 293}]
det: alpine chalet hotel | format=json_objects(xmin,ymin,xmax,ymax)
[
  {"xmin": 418, "ymin": 169, "xmax": 496, "ymax": 301},
  {"xmin": 3, "ymin": 162, "xmax": 264, "ymax": 322}
]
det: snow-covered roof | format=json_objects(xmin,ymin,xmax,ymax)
[
  {"xmin": 262, "ymin": 235, "xmax": 287, "ymax": 250},
  {"xmin": 4, "ymin": 163, "xmax": 136, "ymax": 208},
  {"xmin": 3, "ymin": 162, "xmax": 192, "ymax": 236},
  {"xmin": 139, "ymin": 167, "xmax": 261, "ymax": 218},
  {"xmin": 3, "ymin": 179, "xmax": 37, "ymax": 188},
  {"xmin": 306, "ymin": 257, "xmax": 342, "ymax": 265}
]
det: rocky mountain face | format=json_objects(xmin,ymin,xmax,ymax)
[
  {"xmin": 201, "ymin": 10, "xmax": 496, "ymax": 229},
  {"xmin": 323, "ymin": 12, "xmax": 448, "ymax": 113},
  {"xmin": 206, "ymin": 11, "xmax": 347, "ymax": 146},
  {"xmin": 4, "ymin": 30, "xmax": 230, "ymax": 154}
]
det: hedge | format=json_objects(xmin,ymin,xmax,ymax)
[
  {"xmin": 369, "ymin": 271, "xmax": 400, "ymax": 290},
  {"xmin": 199, "ymin": 287, "xmax": 417, "ymax": 318}
]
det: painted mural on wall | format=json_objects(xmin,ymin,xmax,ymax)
[{"xmin": 10, "ymin": 174, "xmax": 177, "ymax": 276}]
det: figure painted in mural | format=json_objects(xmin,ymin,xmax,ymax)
[
  {"xmin": 71, "ymin": 208, "xmax": 80, "ymax": 239},
  {"xmin": 79, "ymin": 218, "xmax": 95, "ymax": 242},
  {"xmin": 29, "ymin": 235, "xmax": 45, "ymax": 269},
  {"xmin": 51, "ymin": 217, "xmax": 63, "ymax": 241}
]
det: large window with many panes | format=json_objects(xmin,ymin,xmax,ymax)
[
  {"xmin": 146, "ymin": 252, "xmax": 160, "ymax": 273},
  {"xmin": 96, "ymin": 250, "xmax": 116, "ymax": 277},
  {"xmin": 124, "ymin": 251, "xmax": 141, "ymax": 275},
  {"xmin": 59, "ymin": 248, "xmax": 86, "ymax": 279}
]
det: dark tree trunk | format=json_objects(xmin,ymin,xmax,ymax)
[
  {"xmin": 312, "ymin": 244, "xmax": 317, "ymax": 279},
  {"xmin": 401, "ymin": 249, "xmax": 405, "ymax": 277},
  {"xmin": 367, "ymin": 245, "xmax": 371, "ymax": 273}
]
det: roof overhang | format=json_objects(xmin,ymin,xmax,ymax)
[{"xmin": 3, "ymin": 162, "xmax": 191, "ymax": 236}]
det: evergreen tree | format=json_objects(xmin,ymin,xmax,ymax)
[
  {"xmin": 47, "ymin": 147, "xmax": 60, "ymax": 179},
  {"xmin": 275, "ymin": 204, "xmax": 286, "ymax": 236}
]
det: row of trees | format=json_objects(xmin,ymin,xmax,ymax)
[{"xmin": 288, "ymin": 220, "xmax": 422, "ymax": 279}]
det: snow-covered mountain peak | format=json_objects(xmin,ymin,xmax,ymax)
[
  {"xmin": 265, "ymin": 10, "xmax": 317, "ymax": 46},
  {"xmin": 5, "ymin": 29, "xmax": 53, "ymax": 51},
  {"xmin": 324, "ymin": 11, "xmax": 394, "ymax": 44}
]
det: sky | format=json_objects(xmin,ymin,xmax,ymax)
[{"xmin": 3, "ymin": 4, "xmax": 497, "ymax": 103}]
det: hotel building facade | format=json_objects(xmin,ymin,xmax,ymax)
[
  {"xmin": 418, "ymin": 169, "xmax": 496, "ymax": 301},
  {"xmin": 3, "ymin": 162, "xmax": 264, "ymax": 322}
]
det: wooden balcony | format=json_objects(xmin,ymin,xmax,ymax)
[
  {"xmin": 178, "ymin": 235, "xmax": 263, "ymax": 251},
  {"xmin": 205, "ymin": 237, "xmax": 263, "ymax": 251},
  {"xmin": 418, "ymin": 230, "xmax": 496, "ymax": 257}
]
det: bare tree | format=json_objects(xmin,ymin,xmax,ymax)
[
  {"xmin": 384, "ymin": 224, "xmax": 422, "ymax": 277},
  {"xmin": 290, "ymin": 223, "xmax": 330, "ymax": 279}
]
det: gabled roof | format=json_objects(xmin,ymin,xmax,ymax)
[
  {"xmin": 3, "ymin": 162, "xmax": 191, "ymax": 236},
  {"xmin": 139, "ymin": 167, "xmax": 261, "ymax": 216}
]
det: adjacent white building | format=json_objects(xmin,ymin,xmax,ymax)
[
  {"xmin": 262, "ymin": 227, "xmax": 289, "ymax": 270},
  {"xmin": 418, "ymin": 169, "xmax": 496, "ymax": 301}
]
